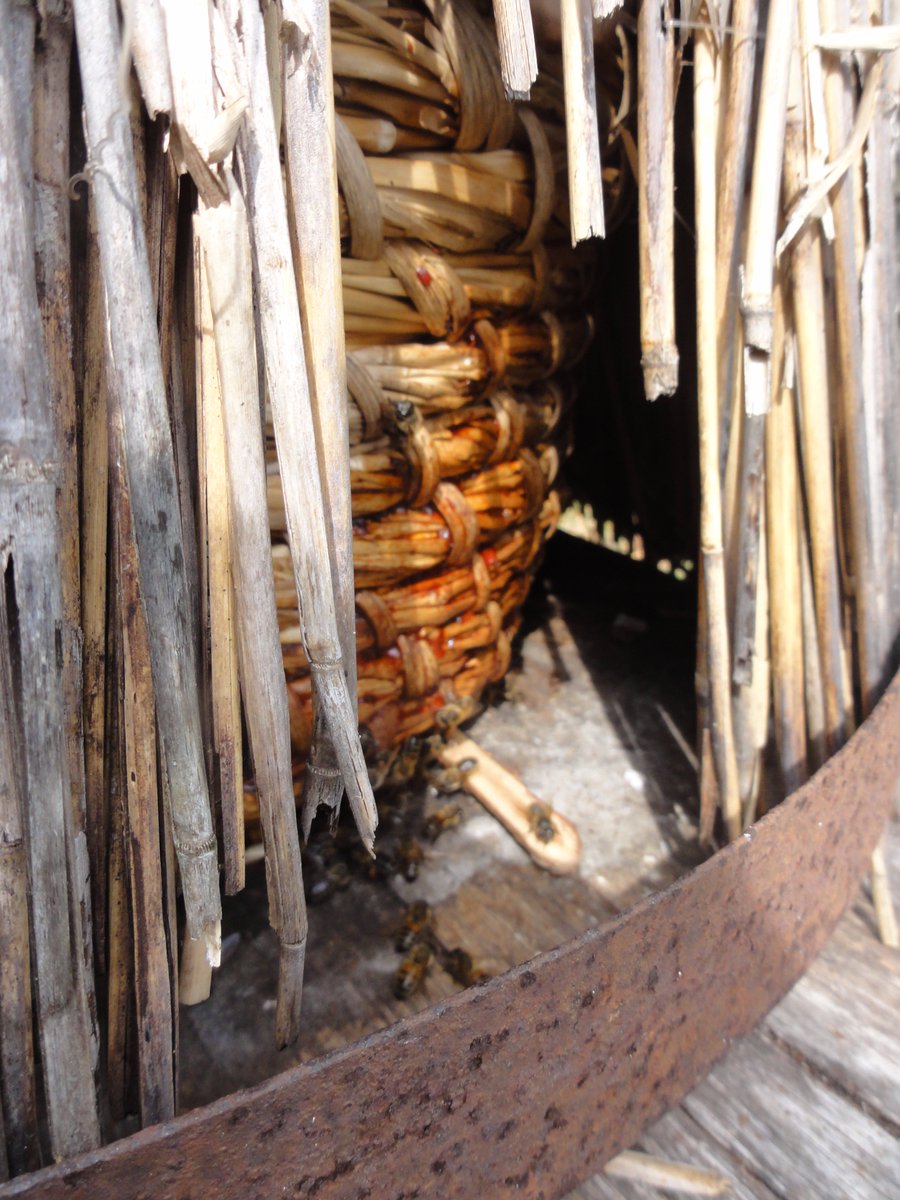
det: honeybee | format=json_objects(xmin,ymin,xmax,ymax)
[
  {"xmin": 527, "ymin": 802, "xmax": 556, "ymax": 844},
  {"xmin": 394, "ymin": 900, "xmax": 433, "ymax": 952},
  {"xmin": 393, "ymin": 940, "xmax": 433, "ymax": 1000},
  {"xmin": 423, "ymin": 803, "xmax": 463, "ymax": 843},
  {"xmin": 397, "ymin": 837, "xmax": 424, "ymax": 882},
  {"xmin": 442, "ymin": 947, "xmax": 487, "ymax": 989}
]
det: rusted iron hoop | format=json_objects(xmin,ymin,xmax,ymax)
[{"xmin": 5, "ymin": 670, "xmax": 899, "ymax": 1200}]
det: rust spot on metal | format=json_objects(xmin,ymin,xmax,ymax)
[{"xmin": 4, "ymin": 671, "xmax": 899, "ymax": 1200}]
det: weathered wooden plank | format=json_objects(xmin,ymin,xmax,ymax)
[
  {"xmin": 680, "ymin": 1032, "xmax": 900, "ymax": 1199},
  {"xmin": 569, "ymin": 1106, "xmax": 782, "ymax": 1199},
  {"xmin": 764, "ymin": 904, "xmax": 900, "ymax": 1128}
]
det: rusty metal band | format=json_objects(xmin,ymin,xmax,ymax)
[{"xmin": 5, "ymin": 670, "xmax": 899, "ymax": 1200}]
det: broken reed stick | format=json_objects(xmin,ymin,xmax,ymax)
[
  {"xmin": 604, "ymin": 1149, "xmax": 729, "ymax": 1195},
  {"xmin": 560, "ymin": 0, "xmax": 605, "ymax": 245},
  {"xmin": 0, "ymin": 0, "xmax": 101, "ymax": 1158},
  {"xmin": 492, "ymin": 0, "xmax": 538, "ymax": 101},
  {"xmin": 196, "ymin": 241, "xmax": 244, "ymax": 897},
  {"xmin": 223, "ymin": 0, "xmax": 377, "ymax": 850},
  {"xmin": 714, "ymin": 0, "xmax": 759, "ymax": 470},
  {"xmin": 0, "ymin": 583, "xmax": 40, "ymax": 1177},
  {"xmin": 766, "ymin": 327, "xmax": 808, "ymax": 796},
  {"xmin": 637, "ymin": 0, "xmax": 677, "ymax": 398},
  {"xmin": 740, "ymin": 0, "xmax": 794, "ymax": 421},
  {"xmin": 869, "ymin": 837, "xmax": 899, "ymax": 949},
  {"xmin": 110, "ymin": 409, "xmax": 176, "ymax": 1127},
  {"xmin": 282, "ymin": 0, "xmax": 358, "ymax": 837},
  {"xmin": 197, "ymin": 178, "xmax": 309, "ymax": 1048},
  {"xmin": 694, "ymin": 22, "xmax": 741, "ymax": 842},
  {"xmin": 71, "ymin": 0, "xmax": 221, "ymax": 961},
  {"xmin": 783, "ymin": 93, "xmax": 851, "ymax": 754}
]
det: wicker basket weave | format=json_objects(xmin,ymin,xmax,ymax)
[{"xmin": 262, "ymin": 0, "xmax": 620, "ymax": 793}]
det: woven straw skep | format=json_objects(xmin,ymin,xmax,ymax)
[{"xmin": 259, "ymin": 0, "xmax": 623, "ymax": 806}]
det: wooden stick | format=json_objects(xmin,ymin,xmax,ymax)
[
  {"xmin": 198, "ymin": 176, "xmax": 309, "ymax": 1047},
  {"xmin": 71, "ymin": 0, "xmax": 221, "ymax": 960},
  {"xmin": 637, "ymin": 0, "xmax": 677, "ymax": 398},
  {"xmin": 223, "ymin": 0, "xmax": 377, "ymax": 850},
  {"xmin": 437, "ymin": 736, "xmax": 581, "ymax": 875},
  {"xmin": 694, "ymin": 23, "xmax": 740, "ymax": 841},
  {"xmin": 282, "ymin": 0, "xmax": 358, "ymax": 838},
  {"xmin": 339, "ymin": 113, "xmax": 397, "ymax": 153},
  {"xmin": 0, "ymin": 0, "xmax": 101, "ymax": 1155},
  {"xmin": 560, "ymin": 0, "xmax": 604, "ymax": 245},
  {"xmin": 110, "ymin": 405, "xmax": 176, "ymax": 1126},
  {"xmin": 492, "ymin": 0, "xmax": 538, "ymax": 101}
]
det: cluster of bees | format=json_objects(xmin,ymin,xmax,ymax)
[
  {"xmin": 300, "ymin": 739, "xmax": 491, "ymax": 1000},
  {"xmin": 393, "ymin": 900, "xmax": 487, "ymax": 1000}
]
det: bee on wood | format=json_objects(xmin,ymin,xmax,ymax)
[
  {"xmin": 394, "ymin": 900, "xmax": 433, "ymax": 952},
  {"xmin": 527, "ymin": 801, "xmax": 556, "ymax": 844},
  {"xmin": 423, "ymin": 803, "xmax": 463, "ymax": 843},
  {"xmin": 442, "ymin": 947, "xmax": 487, "ymax": 989},
  {"xmin": 397, "ymin": 837, "xmax": 424, "ymax": 882},
  {"xmin": 393, "ymin": 940, "xmax": 433, "ymax": 1000}
]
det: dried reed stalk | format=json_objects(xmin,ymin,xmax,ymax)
[
  {"xmin": 80, "ymin": 222, "xmax": 111, "ymax": 970},
  {"xmin": 104, "ymin": 632, "xmax": 133, "ymax": 1124},
  {"xmin": 604, "ymin": 1149, "xmax": 729, "ymax": 1195},
  {"xmin": 196, "ymin": 243, "xmax": 244, "ymax": 897},
  {"xmin": 72, "ymin": 0, "xmax": 221, "ymax": 960},
  {"xmin": 740, "ymin": 0, "xmax": 794, "ymax": 420},
  {"xmin": 637, "ymin": 0, "xmax": 677, "ymax": 398},
  {"xmin": 492, "ymin": 0, "xmax": 538, "ymax": 101},
  {"xmin": 767, "ymin": 327, "xmax": 807, "ymax": 795},
  {"xmin": 0, "ymin": 0, "xmax": 101, "ymax": 1156},
  {"xmin": 694, "ymin": 23, "xmax": 740, "ymax": 841},
  {"xmin": 783, "ymin": 86, "xmax": 851, "ymax": 753},
  {"xmin": 0, "ymin": 581, "xmax": 40, "ymax": 1176},
  {"xmin": 198, "ymin": 176, "xmax": 309, "ymax": 1047},
  {"xmin": 223, "ymin": 0, "xmax": 377, "ymax": 849},
  {"xmin": 282, "ymin": 0, "xmax": 358, "ymax": 837},
  {"xmin": 817, "ymin": 0, "xmax": 875, "ymax": 715},
  {"xmin": 110, "ymin": 409, "xmax": 176, "ymax": 1126},
  {"xmin": 560, "ymin": 0, "xmax": 604, "ymax": 244},
  {"xmin": 130, "ymin": 0, "xmax": 171, "ymax": 119},
  {"xmin": 714, "ymin": 0, "xmax": 759, "ymax": 467}
]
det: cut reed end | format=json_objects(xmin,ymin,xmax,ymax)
[
  {"xmin": 179, "ymin": 931, "xmax": 215, "ymax": 1005},
  {"xmin": 300, "ymin": 770, "xmax": 345, "ymax": 842},
  {"xmin": 275, "ymin": 938, "xmax": 307, "ymax": 1048},
  {"xmin": 504, "ymin": 86, "xmax": 531, "ymax": 102},
  {"xmin": 640, "ymin": 345, "xmax": 679, "ymax": 400}
]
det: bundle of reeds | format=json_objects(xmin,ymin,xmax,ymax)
[{"xmin": 622, "ymin": 0, "xmax": 899, "ymax": 940}]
